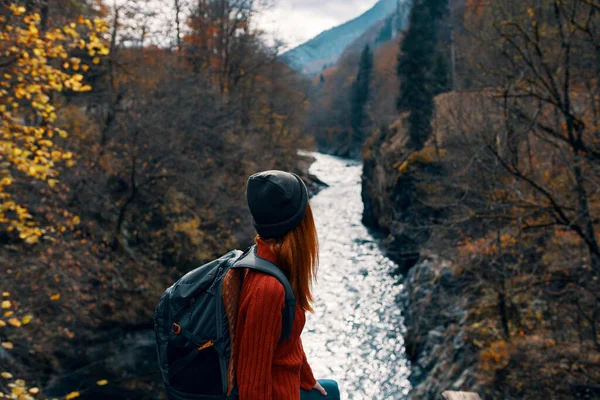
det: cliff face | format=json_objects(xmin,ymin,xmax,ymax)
[
  {"xmin": 361, "ymin": 117, "xmax": 446, "ymax": 273},
  {"xmin": 361, "ymin": 90, "xmax": 600, "ymax": 399},
  {"xmin": 401, "ymin": 254, "xmax": 480, "ymax": 399},
  {"xmin": 361, "ymin": 91, "xmax": 500, "ymax": 269},
  {"xmin": 360, "ymin": 94, "xmax": 486, "ymax": 398}
]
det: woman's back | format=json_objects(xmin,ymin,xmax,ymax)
[{"xmin": 235, "ymin": 244, "xmax": 317, "ymax": 400}]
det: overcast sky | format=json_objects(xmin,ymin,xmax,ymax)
[
  {"xmin": 114, "ymin": 0, "xmax": 380, "ymax": 50},
  {"xmin": 257, "ymin": 0, "xmax": 381, "ymax": 49}
]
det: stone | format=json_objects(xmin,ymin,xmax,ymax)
[
  {"xmin": 440, "ymin": 267, "xmax": 455, "ymax": 288},
  {"xmin": 452, "ymin": 368, "xmax": 471, "ymax": 389},
  {"xmin": 442, "ymin": 391, "xmax": 482, "ymax": 400},
  {"xmin": 453, "ymin": 331, "xmax": 465, "ymax": 350},
  {"xmin": 427, "ymin": 329, "xmax": 445, "ymax": 343}
]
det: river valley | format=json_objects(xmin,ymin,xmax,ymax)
[{"xmin": 44, "ymin": 152, "xmax": 411, "ymax": 400}]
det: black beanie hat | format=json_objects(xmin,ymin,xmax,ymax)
[{"xmin": 246, "ymin": 170, "xmax": 309, "ymax": 239}]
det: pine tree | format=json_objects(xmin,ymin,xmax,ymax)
[
  {"xmin": 350, "ymin": 45, "xmax": 373, "ymax": 156},
  {"xmin": 397, "ymin": 0, "xmax": 448, "ymax": 150},
  {"xmin": 433, "ymin": 52, "xmax": 450, "ymax": 95},
  {"xmin": 424, "ymin": 0, "xmax": 448, "ymax": 20}
]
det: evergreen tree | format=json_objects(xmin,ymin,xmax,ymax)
[
  {"xmin": 424, "ymin": 0, "xmax": 448, "ymax": 20},
  {"xmin": 397, "ymin": 0, "xmax": 448, "ymax": 150},
  {"xmin": 433, "ymin": 52, "xmax": 450, "ymax": 95},
  {"xmin": 350, "ymin": 45, "xmax": 373, "ymax": 156}
]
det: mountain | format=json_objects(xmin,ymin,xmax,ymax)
[
  {"xmin": 339, "ymin": 3, "xmax": 408, "ymax": 61},
  {"xmin": 283, "ymin": 0, "xmax": 405, "ymax": 75}
]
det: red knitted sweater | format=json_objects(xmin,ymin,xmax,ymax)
[{"xmin": 234, "ymin": 239, "xmax": 317, "ymax": 400}]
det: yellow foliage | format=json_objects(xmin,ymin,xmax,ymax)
[
  {"xmin": 479, "ymin": 339, "xmax": 511, "ymax": 372},
  {"xmin": 0, "ymin": 4, "xmax": 109, "ymax": 243},
  {"xmin": 173, "ymin": 217, "xmax": 204, "ymax": 246},
  {"xmin": 0, "ymin": 289, "xmax": 44, "ymax": 400},
  {"xmin": 396, "ymin": 147, "xmax": 446, "ymax": 174},
  {"xmin": 500, "ymin": 234, "xmax": 517, "ymax": 248},
  {"xmin": 0, "ymin": 373, "xmax": 42, "ymax": 398}
]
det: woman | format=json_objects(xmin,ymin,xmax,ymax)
[{"xmin": 235, "ymin": 170, "xmax": 341, "ymax": 400}]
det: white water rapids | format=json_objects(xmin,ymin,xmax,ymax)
[{"xmin": 301, "ymin": 152, "xmax": 410, "ymax": 400}]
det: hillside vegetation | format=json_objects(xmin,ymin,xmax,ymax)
[
  {"xmin": 354, "ymin": 0, "xmax": 600, "ymax": 398},
  {"xmin": 0, "ymin": 1, "xmax": 314, "ymax": 398},
  {"xmin": 307, "ymin": 34, "xmax": 404, "ymax": 157}
]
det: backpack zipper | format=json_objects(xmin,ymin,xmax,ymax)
[
  {"xmin": 188, "ymin": 298, "xmax": 195, "ymax": 318},
  {"xmin": 209, "ymin": 266, "xmax": 224, "ymax": 292},
  {"xmin": 171, "ymin": 297, "xmax": 194, "ymax": 325},
  {"xmin": 215, "ymin": 279, "xmax": 228, "ymax": 395}
]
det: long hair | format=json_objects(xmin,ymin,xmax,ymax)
[{"xmin": 256, "ymin": 203, "xmax": 319, "ymax": 312}]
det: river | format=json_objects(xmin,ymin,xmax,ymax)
[{"xmin": 301, "ymin": 152, "xmax": 410, "ymax": 400}]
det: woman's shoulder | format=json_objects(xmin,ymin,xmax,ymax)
[{"xmin": 243, "ymin": 270, "xmax": 285, "ymax": 301}]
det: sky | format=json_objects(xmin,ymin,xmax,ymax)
[
  {"xmin": 113, "ymin": 0, "xmax": 381, "ymax": 51},
  {"xmin": 256, "ymin": 0, "xmax": 381, "ymax": 50}
]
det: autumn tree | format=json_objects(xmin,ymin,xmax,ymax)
[
  {"xmin": 0, "ymin": 3, "xmax": 107, "ymax": 242},
  {"xmin": 0, "ymin": 0, "xmax": 312, "ymax": 397},
  {"xmin": 398, "ymin": 0, "xmax": 600, "ymax": 395},
  {"xmin": 484, "ymin": 0, "xmax": 600, "ymax": 274},
  {"xmin": 56, "ymin": 0, "xmax": 312, "ymax": 267},
  {"xmin": 185, "ymin": 0, "xmax": 256, "ymax": 94},
  {"xmin": 306, "ymin": 59, "xmax": 356, "ymax": 157}
]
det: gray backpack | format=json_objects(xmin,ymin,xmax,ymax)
[{"xmin": 154, "ymin": 246, "xmax": 296, "ymax": 399}]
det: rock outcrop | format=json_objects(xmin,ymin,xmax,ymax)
[
  {"xmin": 361, "ymin": 118, "xmax": 446, "ymax": 273},
  {"xmin": 362, "ymin": 89, "xmax": 600, "ymax": 400},
  {"xmin": 401, "ymin": 254, "xmax": 481, "ymax": 399},
  {"xmin": 296, "ymin": 152, "xmax": 329, "ymax": 197},
  {"xmin": 361, "ymin": 94, "xmax": 484, "ymax": 398}
]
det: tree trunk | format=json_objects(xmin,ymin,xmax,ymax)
[{"xmin": 174, "ymin": 0, "xmax": 182, "ymax": 50}]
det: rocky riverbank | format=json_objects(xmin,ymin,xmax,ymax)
[
  {"xmin": 296, "ymin": 152, "xmax": 330, "ymax": 198},
  {"xmin": 400, "ymin": 253, "xmax": 481, "ymax": 399},
  {"xmin": 361, "ymin": 118, "xmax": 442, "ymax": 274},
  {"xmin": 360, "ymin": 112, "xmax": 481, "ymax": 399},
  {"xmin": 360, "ymin": 92, "xmax": 600, "ymax": 400}
]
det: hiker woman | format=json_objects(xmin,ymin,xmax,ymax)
[{"xmin": 235, "ymin": 170, "xmax": 341, "ymax": 400}]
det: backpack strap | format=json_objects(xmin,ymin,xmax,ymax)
[{"xmin": 231, "ymin": 245, "xmax": 296, "ymax": 343}]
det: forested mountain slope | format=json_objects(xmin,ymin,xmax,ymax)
[{"xmin": 282, "ymin": 0, "xmax": 403, "ymax": 75}]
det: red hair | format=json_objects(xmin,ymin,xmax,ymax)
[{"xmin": 256, "ymin": 204, "xmax": 319, "ymax": 312}]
